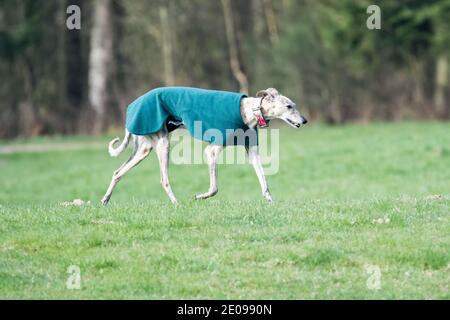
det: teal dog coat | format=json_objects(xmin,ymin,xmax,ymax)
[{"xmin": 126, "ymin": 87, "xmax": 257, "ymax": 146}]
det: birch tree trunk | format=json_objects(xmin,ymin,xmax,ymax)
[
  {"xmin": 221, "ymin": 0, "xmax": 249, "ymax": 94},
  {"xmin": 88, "ymin": 0, "xmax": 113, "ymax": 133}
]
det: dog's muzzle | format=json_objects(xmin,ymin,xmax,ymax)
[{"xmin": 300, "ymin": 116, "xmax": 308, "ymax": 125}]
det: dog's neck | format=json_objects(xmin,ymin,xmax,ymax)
[{"xmin": 240, "ymin": 97, "xmax": 267, "ymax": 129}]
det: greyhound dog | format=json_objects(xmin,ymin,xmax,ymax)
[{"xmin": 101, "ymin": 87, "xmax": 307, "ymax": 205}]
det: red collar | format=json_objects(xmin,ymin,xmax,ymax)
[{"xmin": 252, "ymin": 96, "xmax": 268, "ymax": 128}]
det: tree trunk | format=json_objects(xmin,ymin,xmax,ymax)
[
  {"xmin": 88, "ymin": 0, "xmax": 113, "ymax": 133},
  {"xmin": 111, "ymin": 0, "xmax": 128, "ymax": 125},
  {"xmin": 263, "ymin": 0, "xmax": 279, "ymax": 46},
  {"xmin": 221, "ymin": 0, "xmax": 249, "ymax": 94},
  {"xmin": 411, "ymin": 60, "xmax": 426, "ymax": 112},
  {"xmin": 326, "ymin": 72, "xmax": 342, "ymax": 124},
  {"xmin": 252, "ymin": 0, "xmax": 265, "ymax": 37},
  {"xmin": 251, "ymin": 0, "xmax": 265, "ymax": 92},
  {"xmin": 56, "ymin": 0, "xmax": 67, "ymax": 118},
  {"xmin": 434, "ymin": 54, "xmax": 448, "ymax": 116},
  {"xmin": 159, "ymin": 4, "xmax": 175, "ymax": 86},
  {"xmin": 66, "ymin": 0, "xmax": 85, "ymax": 133}
]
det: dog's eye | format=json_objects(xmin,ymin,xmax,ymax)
[{"xmin": 286, "ymin": 105, "xmax": 293, "ymax": 110}]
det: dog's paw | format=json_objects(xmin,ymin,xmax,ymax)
[
  {"xmin": 195, "ymin": 190, "xmax": 218, "ymax": 200},
  {"xmin": 263, "ymin": 192, "xmax": 273, "ymax": 203},
  {"xmin": 194, "ymin": 193, "xmax": 211, "ymax": 200},
  {"xmin": 194, "ymin": 193, "xmax": 204, "ymax": 200},
  {"xmin": 100, "ymin": 197, "xmax": 110, "ymax": 206}
]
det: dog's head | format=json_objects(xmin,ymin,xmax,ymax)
[{"xmin": 256, "ymin": 88, "xmax": 308, "ymax": 128}]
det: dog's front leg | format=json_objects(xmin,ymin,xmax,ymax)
[
  {"xmin": 155, "ymin": 135, "xmax": 178, "ymax": 204},
  {"xmin": 247, "ymin": 145, "xmax": 273, "ymax": 203},
  {"xmin": 195, "ymin": 144, "xmax": 222, "ymax": 200}
]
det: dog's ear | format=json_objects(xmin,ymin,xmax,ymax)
[
  {"xmin": 266, "ymin": 88, "xmax": 279, "ymax": 96},
  {"xmin": 256, "ymin": 90, "xmax": 269, "ymax": 98},
  {"xmin": 256, "ymin": 88, "xmax": 279, "ymax": 98}
]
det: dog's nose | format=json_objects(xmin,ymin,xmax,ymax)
[{"xmin": 300, "ymin": 116, "xmax": 308, "ymax": 124}]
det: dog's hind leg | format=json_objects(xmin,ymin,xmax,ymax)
[
  {"xmin": 154, "ymin": 132, "xmax": 178, "ymax": 204},
  {"xmin": 247, "ymin": 145, "xmax": 273, "ymax": 203},
  {"xmin": 101, "ymin": 136, "xmax": 152, "ymax": 205},
  {"xmin": 195, "ymin": 144, "xmax": 222, "ymax": 200},
  {"xmin": 113, "ymin": 135, "xmax": 139, "ymax": 173}
]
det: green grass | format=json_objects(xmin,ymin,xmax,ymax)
[{"xmin": 0, "ymin": 122, "xmax": 449, "ymax": 299}]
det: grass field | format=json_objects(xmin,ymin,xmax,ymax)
[{"xmin": 0, "ymin": 122, "xmax": 449, "ymax": 299}]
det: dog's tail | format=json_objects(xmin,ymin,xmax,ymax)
[{"xmin": 108, "ymin": 129, "xmax": 131, "ymax": 157}]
